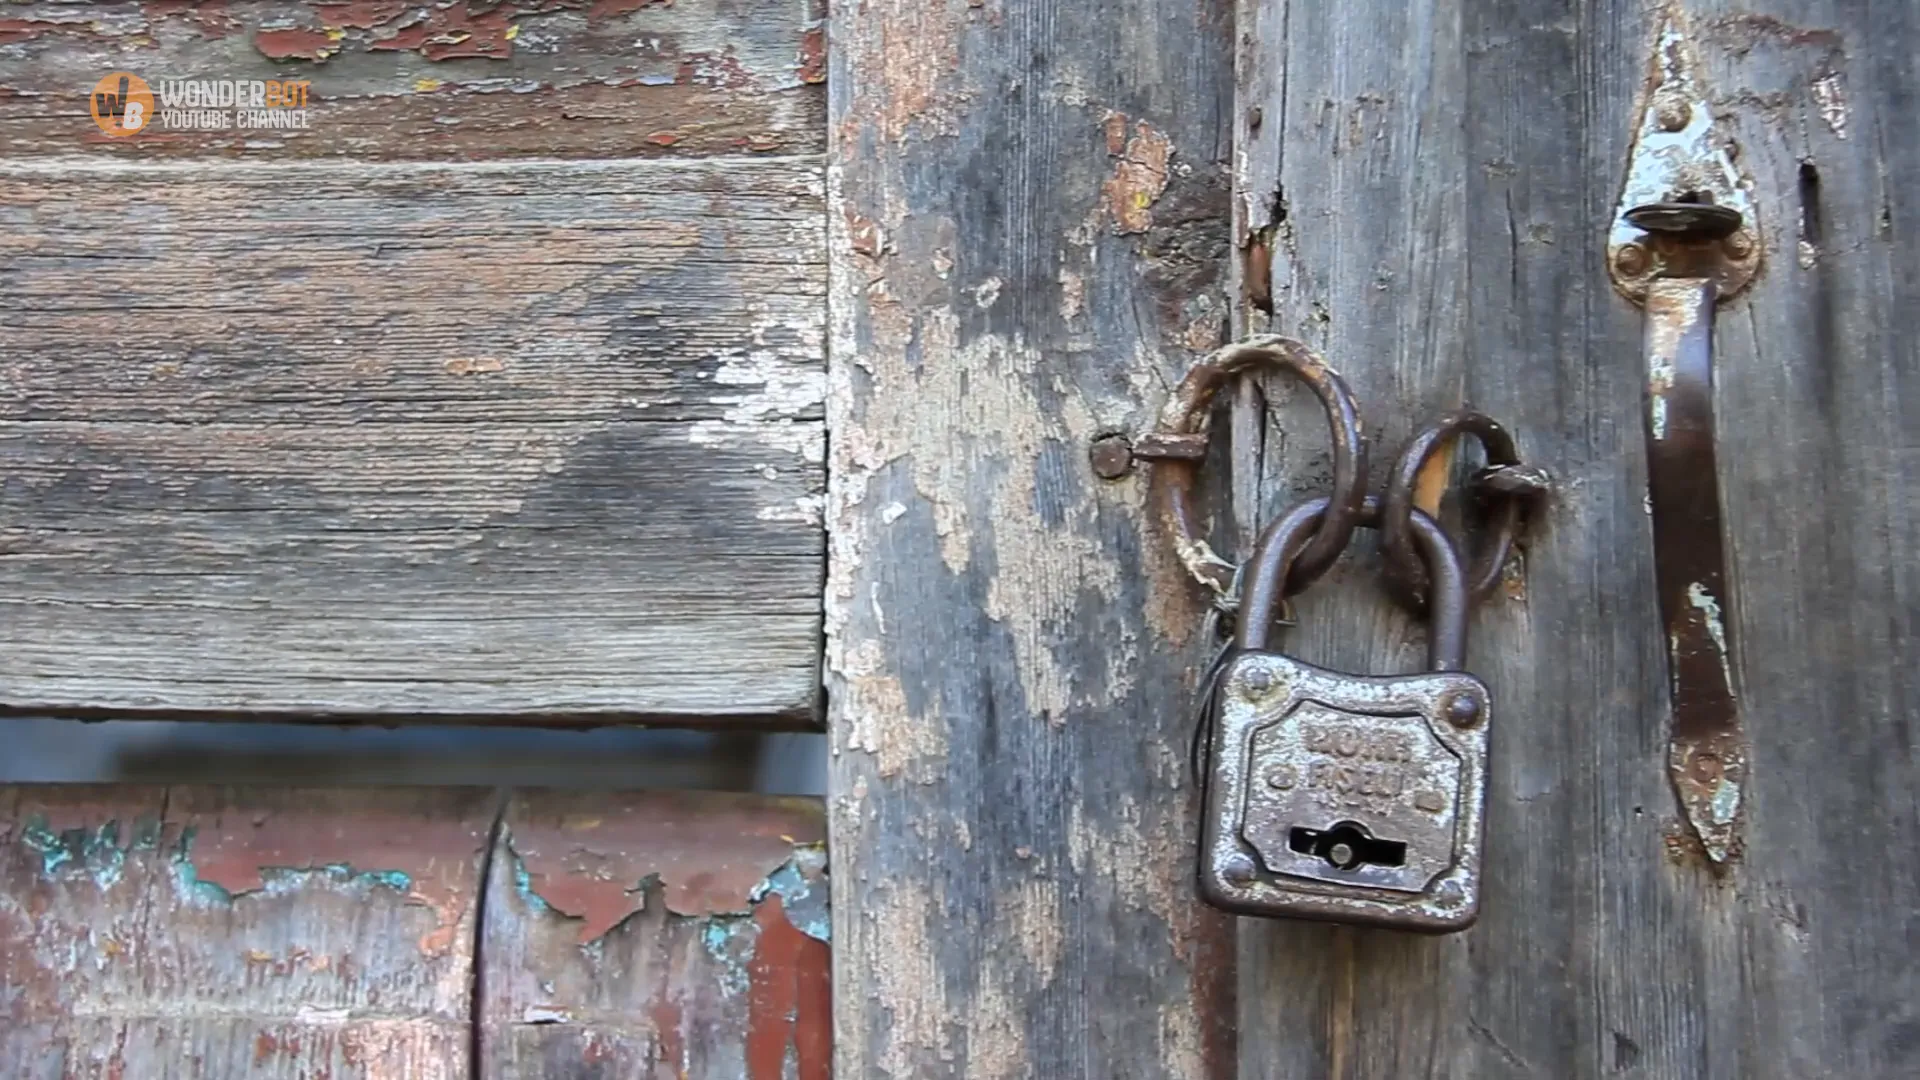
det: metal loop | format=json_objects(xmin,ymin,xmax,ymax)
[
  {"xmin": 1152, "ymin": 336, "xmax": 1369, "ymax": 603},
  {"xmin": 1380, "ymin": 410, "xmax": 1528, "ymax": 612},
  {"xmin": 1236, "ymin": 495, "xmax": 1470, "ymax": 672}
]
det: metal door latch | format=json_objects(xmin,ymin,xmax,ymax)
[{"xmin": 1608, "ymin": 13, "xmax": 1754, "ymax": 865}]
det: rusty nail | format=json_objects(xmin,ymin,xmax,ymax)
[
  {"xmin": 1443, "ymin": 691, "xmax": 1482, "ymax": 728},
  {"xmin": 1088, "ymin": 433, "xmax": 1135, "ymax": 480},
  {"xmin": 1613, "ymin": 243, "xmax": 1651, "ymax": 277},
  {"xmin": 1724, "ymin": 229, "xmax": 1755, "ymax": 259}
]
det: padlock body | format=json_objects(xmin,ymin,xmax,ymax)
[{"xmin": 1198, "ymin": 649, "xmax": 1490, "ymax": 932}]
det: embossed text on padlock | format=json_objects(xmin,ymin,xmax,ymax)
[{"xmin": 1198, "ymin": 496, "xmax": 1490, "ymax": 933}]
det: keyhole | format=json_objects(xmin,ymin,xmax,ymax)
[{"xmin": 1288, "ymin": 821, "xmax": 1407, "ymax": 870}]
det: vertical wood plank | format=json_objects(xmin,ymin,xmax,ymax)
[
  {"xmin": 1235, "ymin": 0, "xmax": 1919, "ymax": 1077},
  {"xmin": 825, "ymin": 0, "xmax": 1238, "ymax": 1075},
  {"xmin": 478, "ymin": 790, "xmax": 830, "ymax": 1080},
  {"xmin": 0, "ymin": 786, "xmax": 493, "ymax": 1079}
]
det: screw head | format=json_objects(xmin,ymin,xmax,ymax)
[
  {"xmin": 1087, "ymin": 434, "xmax": 1134, "ymax": 480},
  {"xmin": 1613, "ymin": 243, "xmax": 1650, "ymax": 277},
  {"xmin": 1326, "ymin": 842, "xmax": 1356, "ymax": 868},
  {"xmin": 1220, "ymin": 853, "xmax": 1258, "ymax": 886},
  {"xmin": 1241, "ymin": 667, "xmax": 1274, "ymax": 696},
  {"xmin": 1656, "ymin": 98, "xmax": 1692, "ymax": 132},
  {"xmin": 1724, "ymin": 229, "xmax": 1755, "ymax": 259},
  {"xmin": 1443, "ymin": 691, "xmax": 1483, "ymax": 727}
]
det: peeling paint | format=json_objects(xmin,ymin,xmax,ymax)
[
  {"xmin": 1685, "ymin": 580, "xmax": 1736, "ymax": 693},
  {"xmin": 1811, "ymin": 72, "xmax": 1849, "ymax": 140}
]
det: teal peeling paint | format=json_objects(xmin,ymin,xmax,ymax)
[
  {"xmin": 701, "ymin": 916, "xmax": 755, "ymax": 997},
  {"xmin": 20, "ymin": 817, "xmax": 128, "ymax": 889},
  {"xmin": 167, "ymin": 827, "xmax": 416, "ymax": 904},
  {"xmin": 510, "ymin": 850, "xmax": 553, "ymax": 915},
  {"xmin": 750, "ymin": 848, "xmax": 831, "ymax": 943}
]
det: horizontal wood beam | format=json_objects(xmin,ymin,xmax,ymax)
[
  {"xmin": 1, "ymin": 157, "xmax": 827, "ymax": 725},
  {"xmin": 0, "ymin": 785, "xmax": 829, "ymax": 1079}
]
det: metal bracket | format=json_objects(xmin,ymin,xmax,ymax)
[{"xmin": 1607, "ymin": 15, "xmax": 1760, "ymax": 307}]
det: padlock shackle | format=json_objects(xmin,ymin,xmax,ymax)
[{"xmin": 1237, "ymin": 495, "xmax": 1470, "ymax": 671}]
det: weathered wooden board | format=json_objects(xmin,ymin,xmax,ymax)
[
  {"xmin": 0, "ymin": 0, "xmax": 824, "ymax": 159},
  {"xmin": 1, "ymin": 157, "xmax": 826, "ymax": 723},
  {"xmin": 1235, "ymin": 1, "xmax": 1918, "ymax": 1077},
  {"xmin": 0, "ymin": 785, "xmax": 831, "ymax": 1079},
  {"xmin": 481, "ymin": 789, "xmax": 829, "ymax": 1078},
  {"xmin": 0, "ymin": 785, "xmax": 493, "ymax": 1079},
  {"xmin": 825, "ymin": 0, "xmax": 1238, "ymax": 1076}
]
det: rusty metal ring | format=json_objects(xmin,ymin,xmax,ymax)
[
  {"xmin": 1380, "ymin": 410, "xmax": 1523, "ymax": 611},
  {"xmin": 1152, "ymin": 336, "xmax": 1368, "ymax": 602}
]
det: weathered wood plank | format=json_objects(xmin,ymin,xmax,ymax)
[
  {"xmin": 1, "ymin": 157, "xmax": 826, "ymax": 723},
  {"xmin": 825, "ymin": 0, "xmax": 1237, "ymax": 1076},
  {"xmin": 0, "ymin": 0, "xmax": 824, "ymax": 159},
  {"xmin": 0, "ymin": 785, "xmax": 493, "ymax": 1080},
  {"xmin": 480, "ymin": 789, "xmax": 829, "ymax": 1079},
  {"xmin": 0, "ymin": 786, "xmax": 834, "ymax": 1078},
  {"xmin": 1236, "ymin": 1, "xmax": 1919, "ymax": 1077}
]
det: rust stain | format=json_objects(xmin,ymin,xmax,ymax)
[
  {"xmin": 1101, "ymin": 119, "xmax": 1173, "ymax": 234},
  {"xmin": 745, "ymin": 894, "xmax": 833, "ymax": 1080},
  {"xmin": 798, "ymin": 25, "xmax": 828, "ymax": 85},
  {"xmin": 253, "ymin": 26, "xmax": 345, "ymax": 62},
  {"xmin": 645, "ymin": 129, "xmax": 685, "ymax": 146},
  {"xmin": 508, "ymin": 792, "xmax": 824, "ymax": 944}
]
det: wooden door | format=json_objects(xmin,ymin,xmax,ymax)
[{"xmin": 826, "ymin": 0, "xmax": 1915, "ymax": 1076}]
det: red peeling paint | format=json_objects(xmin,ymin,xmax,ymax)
[
  {"xmin": 745, "ymin": 894, "xmax": 832, "ymax": 1080},
  {"xmin": 507, "ymin": 791, "xmax": 824, "ymax": 944},
  {"xmin": 591, "ymin": 0, "xmax": 676, "ymax": 19},
  {"xmin": 186, "ymin": 802, "xmax": 487, "ymax": 958},
  {"xmin": 253, "ymin": 26, "xmax": 342, "ymax": 62},
  {"xmin": 649, "ymin": 998, "xmax": 686, "ymax": 1072},
  {"xmin": 144, "ymin": 0, "xmax": 241, "ymax": 38},
  {"xmin": 645, "ymin": 129, "xmax": 685, "ymax": 146},
  {"xmin": 312, "ymin": 0, "xmax": 414, "ymax": 29},
  {"xmin": 0, "ymin": 19, "xmax": 58, "ymax": 45}
]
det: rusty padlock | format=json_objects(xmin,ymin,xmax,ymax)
[{"xmin": 1197, "ymin": 495, "xmax": 1490, "ymax": 932}]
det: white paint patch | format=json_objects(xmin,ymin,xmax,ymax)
[
  {"xmin": 521, "ymin": 1005, "xmax": 573, "ymax": 1024},
  {"xmin": 1812, "ymin": 73, "xmax": 1849, "ymax": 140},
  {"xmin": 295, "ymin": 1005, "xmax": 353, "ymax": 1025},
  {"xmin": 757, "ymin": 494, "xmax": 825, "ymax": 526},
  {"xmin": 1710, "ymin": 778, "xmax": 1742, "ymax": 826},
  {"xmin": 1686, "ymin": 580, "xmax": 1736, "ymax": 693},
  {"xmin": 1798, "ymin": 239, "xmax": 1819, "ymax": 269},
  {"xmin": 973, "ymin": 276, "xmax": 1003, "ymax": 309},
  {"xmin": 685, "ymin": 315, "xmax": 828, "ymax": 463},
  {"xmin": 881, "ymin": 501, "xmax": 907, "ymax": 524}
]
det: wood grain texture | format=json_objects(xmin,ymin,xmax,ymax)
[
  {"xmin": 0, "ymin": 785, "xmax": 493, "ymax": 1080},
  {"xmin": 0, "ymin": 785, "xmax": 832, "ymax": 1079},
  {"xmin": 0, "ymin": 0, "xmax": 825, "ymax": 159},
  {"xmin": 0, "ymin": 157, "xmax": 827, "ymax": 724},
  {"xmin": 1236, "ymin": 1, "xmax": 1918, "ymax": 1077},
  {"xmin": 825, "ymin": 0, "xmax": 1238, "ymax": 1076},
  {"xmin": 480, "ymin": 789, "xmax": 829, "ymax": 1079}
]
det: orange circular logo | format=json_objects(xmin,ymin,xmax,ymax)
[{"xmin": 90, "ymin": 72, "xmax": 154, "ymax": 137}]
